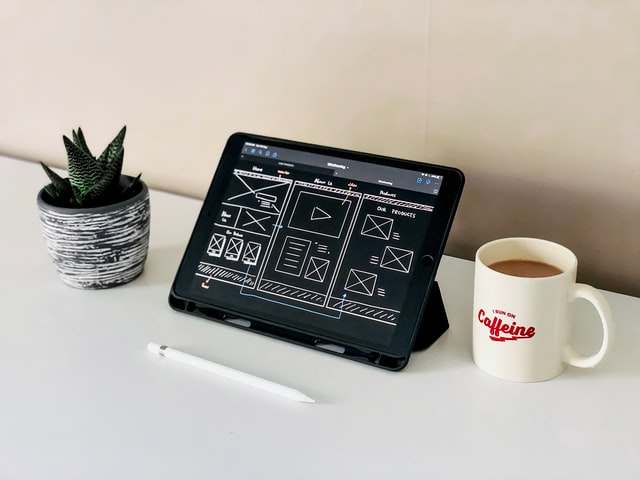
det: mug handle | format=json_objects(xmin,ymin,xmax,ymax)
[{"xmin": 563, "ymin": 283, "xmax": 614, "ymax": 368}]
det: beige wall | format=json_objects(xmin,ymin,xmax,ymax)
[
  {"xmin": 2, "ymin": 0, "xmax": 639, "ymax": 296},
  {"xmin": 425, "ymin": 1, "xmax": 640, "ymax": 296}
]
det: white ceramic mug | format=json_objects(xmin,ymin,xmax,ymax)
[{"xmin": 472, "ymin": 237, "xmax": 613, "ymax": 382}]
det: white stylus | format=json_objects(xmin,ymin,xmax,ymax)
[{"xmin": 147, "ymin": 343, "xmax": 315, "ymax": 403}]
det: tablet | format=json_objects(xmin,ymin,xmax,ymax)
[{"xmin": 170, "ymin": 133, "xmax": 464, "ymax": 370}]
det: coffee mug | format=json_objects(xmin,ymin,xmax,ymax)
[{"xmin": 472, "ymin": 237, "xmax": 613, "ymax": 382}]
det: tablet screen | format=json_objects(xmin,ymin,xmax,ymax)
[{"xmin": 171, "ymin": 133, "xmax": 463, "ymax": 367}]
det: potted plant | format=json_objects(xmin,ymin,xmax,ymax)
[{"xmin": 37, "ymin": 126, "xmax": 151, "ymax": 289}]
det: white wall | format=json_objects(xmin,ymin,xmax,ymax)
[{"xmin": 2, "ymin": 0, "xmax": 639, "ymax": 295}]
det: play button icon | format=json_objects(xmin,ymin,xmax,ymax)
[{"xmin": 310, "ymin": 207, "xmax": 331, "ymax": 221}]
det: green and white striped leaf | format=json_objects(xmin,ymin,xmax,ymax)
[
  {"xmin": 64, "ymin": 135, "xmax": 103, "ymax": 206},
  {"xmin": 72, "ymin": 128, "xmax": 93, "ymax": 158},
  {"xmin": 97, "ymin": 125, "xmax": 126, "ymax": 169},
  {"xmin": 83, "ymin": 147, "xmax": 124, "ymax": 205}
]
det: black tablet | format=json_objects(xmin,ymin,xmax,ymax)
[{"xmin": 170, "ymin": 133, "xmax": 464, "ymax": 370}]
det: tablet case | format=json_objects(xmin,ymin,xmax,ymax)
[{"xmin": 170, "ymin": 280, "xmax": 448, "ymax": 370}]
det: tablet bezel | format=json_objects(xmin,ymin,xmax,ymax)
[{"xmin": 170, "ymin": 132, "xmax": 464, "ymax": 370}]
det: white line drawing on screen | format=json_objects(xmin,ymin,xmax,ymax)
[
  {"xmin": 362, "ymin": 193, "xmax": 433, "ymax": 211},
  {"xmin": 241, "ymin": 210, "xmax": 271, "ymax": 232},
  {"xmin": 310, "ymin": 207, "xmax": 331, "ymax": 221},
  {"xmin": 361, "ymin": 214, "xmax": 394, "ymax": 240},
  {"xmin": 196, "ymin": 262, "xmax": 257, "ymax": 289},
  {"xmin": 344, "ymin": 269, "xmax": 377, "ymax": 296},
  {"xmin": 242, "ymin": 263, "xmax": 347, "ymax": 319},
  {"xmin": 218, "ymin": 207, "xmax": 277, "ymax": 238},
  {"xmin": 380, "ymin": 246, "xmax": 414, "ymax": 273},
  {"xmin": 327, "ymin": 295, "xmax": 397, "ymax": 324},
  {"xmin": 228, "ymin": 172, "xmax": 287, "ymax": 213},
  {"xmin": 242, "ymin": 241, "xmax": 262, "ymax": 265},
  {"xmin": 288, "ymin": 191, "xmax": 351, "ymax": 238},
  {"xmin": 198, "ymin": 175, "xmax": 432, "ymax": 323},
  {"xmin": 207, "ymin": 233, "xmax": 226, "ymax": 257},
  {"xmin": 275, "ymin": 236, "xmax": 311, "ymax": 276},
  {"xmin": 213, "ymin": 206, "xmax": 240, "ymax": 229},
  {"xmin": 255, "ymin": 192, "xmax": 278, "ymax": 209},
  {"xmin": 224, "ymin": 237, "xmax": 244, "ymax": 261},
  {"xmin": 341, "ymin": 182, "xmax": 357, "ymax": 205},
  {"xmin": 304, "ymin": 257, "xmax": 330, "ymax": 283},
  {"xmin": 258, "ymin": 279, "xmax": 326, "ymax": 305}
]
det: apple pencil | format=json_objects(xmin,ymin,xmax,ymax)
[{"xmin": 147, "ymin": 343, "xmax": 315, "ymax": 403}]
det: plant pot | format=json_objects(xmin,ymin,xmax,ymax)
[{"xmin": 37, "ymin": 177, "xmax": 151, "ymax": 289}]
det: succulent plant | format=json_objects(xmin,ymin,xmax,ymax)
[{"xmin": 41, "ymin": 126, "xmax": 141, "ymax": 208}]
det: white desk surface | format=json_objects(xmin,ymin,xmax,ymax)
[{"xmin": 2, "ymin": 156, "xmax": 639, "ymax": 479}]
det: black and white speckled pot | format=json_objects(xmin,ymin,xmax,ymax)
[{"xmin": 37, "ymin": 177, "xmax": 151, "ymax": 289}]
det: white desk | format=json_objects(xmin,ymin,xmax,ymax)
[{"xmin": 2, "ymin": 156, "xmax": 639, "ymax": 479}]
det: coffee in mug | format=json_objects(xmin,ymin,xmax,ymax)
[
  {"xmin": 488, "ymin": 259, "xmax": 562, "ymax": 278},
  {"xmin": 472, "ymin": 237, "xmax": 613, "ymax": 382}
]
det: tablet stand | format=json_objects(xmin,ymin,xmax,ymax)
[
  {"xmin": 170, "ymin": 280, "xmax": 449, "ymax": 370},
  {"xmin": 412, "ymin": 281, "xmax": 449, "ymax": 351}
]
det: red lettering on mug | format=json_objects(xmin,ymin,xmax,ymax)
[{"xmin": 477, "ymin": 309, "xmax": 535, "ymax": 342}]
